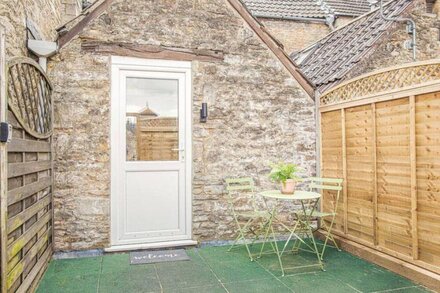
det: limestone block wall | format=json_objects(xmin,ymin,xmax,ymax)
[
  {"xmin": 61, "ymin": 0, "xmax": 83, "ymax": 24},
  {"xmin": 259, "ymin": 19, "xmax": 330, "ymax": 53},
  {"xmin": 0, "ymin": 0, "xmax": 62, "ymax": 58},
  {"xmin": 431, "ymin": 0, "xmax": 440, "ymax": 14},
  {"xmin": 259, "ymin": 16, "xmax": 358, "ymax": 54},
  {"xmin": 48, "ymin": 0, "xmax": 317, "ymax": 251},
  {"xmin": 334, "ymin": 16, "xmax": 359, "ymax": 27}
]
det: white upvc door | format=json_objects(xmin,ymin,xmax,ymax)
[{"xmin": 110, "ymin": 57, "xmax": 192, "ymax": 248}]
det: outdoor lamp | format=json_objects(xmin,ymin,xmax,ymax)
[{"xmin": 200, "ymin": 102, "xmax": 208, "ymax": 123}]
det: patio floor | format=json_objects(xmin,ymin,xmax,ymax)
[{"xmin": 37, "ymin": 242, "xmax": 430, "ymax": 293}]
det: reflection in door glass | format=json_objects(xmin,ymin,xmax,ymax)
[{"xmin": 126, "ymin": 78, "xmax": 179, "ymax": 161}]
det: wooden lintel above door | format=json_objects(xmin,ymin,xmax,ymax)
[{"xmin": 82, "ymin": 41, "xmax": 224, "ymax": 62}]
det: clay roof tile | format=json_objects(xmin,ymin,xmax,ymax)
[{"xmin": 242, "ymin": 0, "xmax": 371, "ymax": 20}]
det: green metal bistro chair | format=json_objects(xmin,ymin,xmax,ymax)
[
  {"xmin": 225, "ymin": 177, "xmax": 270, "ymax": 261},
  {"xmin": 306, "ymin": 177, "xmax": 343, "ymax": 260}
]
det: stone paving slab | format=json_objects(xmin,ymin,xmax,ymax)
[{"xmin": 37, "ymin": 243, "xmax": 431, "ymax": 293}]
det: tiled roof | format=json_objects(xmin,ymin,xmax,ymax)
[
  {"xmin": 326, "ymin": 0, "xmax": 371, "ymax": 16},
  {"xmin": 242, "ymin": 0, "xmax": 327, "ymax": 19},
  {"xmin": 292, "ymin": 0, "xmax": 414, "ymax": 93},
  {"xmin": 242, "ymin": 0, "xmax": 371, "ymax": 20}
]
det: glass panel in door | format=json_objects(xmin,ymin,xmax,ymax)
[{"xmin": 125, "ymin": 78, "xmax": 179, "ymax": 161}]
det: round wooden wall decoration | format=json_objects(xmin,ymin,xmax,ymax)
[{"xmin": 6, "ymin": 57, "xmax": 53, "ymax": 139}]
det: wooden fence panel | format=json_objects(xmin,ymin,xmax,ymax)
[
  {"xmin": 128, "ymin": 116, "xmax": 178, "ymax": 161},
  {"xmin": 415, "ymin": 92, "xmax": 440, "ymax": 267},
  {"xmin": 375, "ymin": 98, "xmax": 412, "ymax": 258},
  {"xmin": 320, "ymin": 110, "xmax": 344, "ymax": 233},
  {"xmin": 6, "ymin": 113, "xmax": 52, "ymax": 293},
  {"xmin": 320, "ymin": 90, "xmax": 440, "ymax": 277},
  {"xmin": 345, "ymin": 105, "xmax": 375, "ymax": 244},
  {"xmin": 319, "ymin": 61, "xmax": 440, "ymax": 289},
  {"xmin": 2, "ymin": 57, "xmax": 53, "ymax": 293}
]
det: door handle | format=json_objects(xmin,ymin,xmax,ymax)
[
  {"xmin": 172, "ymin": 148, "xmax": 185, "ymax": 161},
  {"xmin": 172, "ymin": 148, "xmax": 185, "ymax": 152}
]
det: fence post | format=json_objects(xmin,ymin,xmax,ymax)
[
  {"xmin": 0, "ymin": 25, "xmax": 8, "ymax": 293},
  {"xmin": 409, "ymin": 95, "xmax": 418, "ymax": 260}
]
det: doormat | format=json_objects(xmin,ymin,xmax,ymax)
[{"xmin": 130, "ymin": 249, "xmax": 190, "ymax": 265}]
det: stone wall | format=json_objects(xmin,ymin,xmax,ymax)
[
  {"xmin": 346, "ymin": 0, "xmax": 440, "ymax": 80},
  {"xmin": 431, "ymin": 0, "xmax": 440, "ymax": 14},
  {"xmin": 61, "ymin": 0, "xmax": 83, "ymax": 24},
  {"xmin": 259, "ymin": 16, "xmax": 357, "ymax": 54},
  {"xmin": 260, "ymin": 19, "xmax": 330, "ymax": 53},
  {"xmin": 47, "ymin": 0, "xmax": 316, "ymax": 251},
  {"xmin": 0, "ymin": 0, "xmax": 62, "ymax": 58},
  {"xmin": 334, "ymin": 16, "xmax": 359, "ymax": 27}
]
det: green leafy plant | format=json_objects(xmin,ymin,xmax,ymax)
[{"xmin": 268, "ymin": 162, "xmax": 300, "ymax": 183}]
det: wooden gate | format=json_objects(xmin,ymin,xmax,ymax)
[
  {"xmin": 0, "ymin": 31, "xmax": 54, "ymax": 293},
  {"xmin": 319, "ymin": 60, "xmax": 440, "ymax": 290}
]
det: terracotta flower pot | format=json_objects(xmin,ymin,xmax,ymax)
[{"xmin": 281, "ymin": 179, "xmax": 296, "ymax": 195}]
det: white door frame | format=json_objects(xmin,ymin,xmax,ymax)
[{"xmin": 109, "ymin": 56, "xmax": 194, "ymax": 250}]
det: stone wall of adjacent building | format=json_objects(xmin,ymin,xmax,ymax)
[
  {"xmin": 259, "ymin": 16, "xmax": 358, "ymax": 54},
  {"xmin": 430, "ymin": 0, "xmax": 440, "ymax": 14},
  {"xmin": 61, "ymin": 0, "xmax": 83, "ymax": 24},
  {"xmin": 345, "ymin": 0, "xmax": 440, "ymax": 80},
  {"xmin": 47, "ymin": 0, "xmax": 317, "ymax": 251},
  {"xmin": 334, "ymin": 15, "xmax": 359, "ymax": 27},
  {"xmin": 0, "ymin": 0, "xmax": 62, "ymax": 58},
  {"xmin": 259, "ymin": 19, "xmax": 330, "ymax": 53}
]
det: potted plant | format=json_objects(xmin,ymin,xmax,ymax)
[{"xmin": 269, "ymin": 162, "xmax": 300, "ymax": 195}]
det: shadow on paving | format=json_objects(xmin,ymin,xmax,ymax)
[{"xmin": 37, "ymin": 242, "xmax": 431, "ymax": 293}]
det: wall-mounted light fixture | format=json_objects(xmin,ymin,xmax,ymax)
[{"xmin": 200, "ymin": 102, "xmax": 208, "ymax": 123}]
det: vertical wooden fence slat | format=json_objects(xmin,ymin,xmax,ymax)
[
  {"xmin": 34, "ymin": 68, "xmax": 47, "ymax": 133},
  {"xmin": 27, "ymin": 66, "xmax": 42, "ymax": 133},
  {"xmin": 14, "ymin": 66, "xmax": 33, "ymax": 133},
  {"xmin": 320, "ymin": 110, "xmax": 345, "ymax": 232},
  {"xmin": 409, "ymin": 95, "xmax": 418, "ymax": 260},
  {"xmin": 24, "ymin": 65, "xmax": 39, "ymax": 132},
  {"xmin": 319, "ymin": 111, "xmax": 323, "ymax": 214},
  {"xmin": 341, "ymin": 108, "xmax": 348, "ymax": 236},
  {"xmin": 0, "ymin": 26, "xmax": 7, "ymax": 293},
  {"xmin": 44, "ymin": 83, "xmax": 51, "ymax": 130},
  {"xmin": 11, "ymin": 67, "xmax": 27, "ymax": 126},
  {"xmin": 50, "ymin": 74, "xmax": 55, "ymax": 252},
  {"xmin": 371, "ymin": 103, "xmax": 378, "ymax": 247}
]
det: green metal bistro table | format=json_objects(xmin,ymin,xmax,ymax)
[{"xmin": 258, "ymin": 190, "xmax": 324, "ymax": 276}]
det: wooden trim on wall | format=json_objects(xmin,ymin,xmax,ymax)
[{"xmin": 82, "ymin": 41, "xmax": 225, "ymax": 62}]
